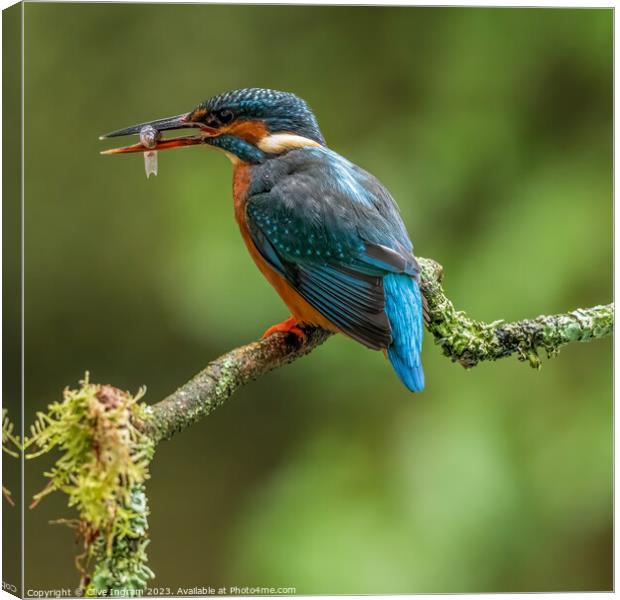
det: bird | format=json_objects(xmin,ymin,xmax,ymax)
[{"xmin": 100, "ymin": 88, "xmax": 425, "ymax": 392}]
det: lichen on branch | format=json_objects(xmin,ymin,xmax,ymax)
[
  {"xmin": 417, "ymin": 258, "xmax": 614, "ymax": 368},
  {"xmin": 87, "ymin": 485, "xmax": 153, "ymax": 595},
  {"xmin": 27, "ymin": 257, "xmax": 612, "ymax": 595},
  {"xmin": 26, "ymin": 375, "xmax": 155, "ymax": 595},
  {"xmin": 145, "ymin": 327, "xmax": 332, "ymax": 443}
]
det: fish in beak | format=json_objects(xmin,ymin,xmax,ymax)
[
  {"xmin": 100, "ymin": 112, "xmax": 219, "ymax": 178},
  {"xmin": 99, "ymin": 113, "xmax": 219, "ymax": 154}
]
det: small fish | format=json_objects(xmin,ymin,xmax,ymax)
[
  {"xmin": 140, "ymin": 125, "xmax": 161, "ymax": 179},
  {"xmin": 143, "ymin": 151, "xmax": 158, "ymax": 178}
]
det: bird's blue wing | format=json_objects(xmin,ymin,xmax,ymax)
[{"xmin": 245, "ymin": 147, "xmax": 419, "ymax": 351}]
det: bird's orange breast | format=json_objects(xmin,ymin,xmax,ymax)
[{"xmin": 232, "ymin": 163, "xmax": 338, "ymax": 332}]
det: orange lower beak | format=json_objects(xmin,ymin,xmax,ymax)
[{"xmin": 100, "ymin": 135, "xmax": 208, "ymax": 155}]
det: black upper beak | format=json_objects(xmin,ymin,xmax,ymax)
[
  {"xmin": 99, "ymin": 113, "xmax": 193, "ymax": 140},
  {"xmin": 100, "ymin": 112, "xmax": 218, "ymax": 154}
]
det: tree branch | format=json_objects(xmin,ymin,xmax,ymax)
[
  {"xmin": 143, "ymin": 257, "xmax": 613, "ymax": 444},
  {"xmin": 144, "ymin": 327, "xmax": 332, "ymax": 443},
  {"xmin": 418, "ymin": 258, "xmax": 613, "ymax": 368}
]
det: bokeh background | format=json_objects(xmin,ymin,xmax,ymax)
[{"xmin": 19, "ymin": 4, "xmax": 611, "ymax": 594}]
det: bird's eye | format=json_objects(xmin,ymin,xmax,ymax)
[{"xmin": 217, "ymin": 109, "xmax": 234, "ymax": 124}]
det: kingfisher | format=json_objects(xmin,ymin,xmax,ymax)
[{"xmin": 100, "ymin": 89, "xmax": 425, "ymax": 392}]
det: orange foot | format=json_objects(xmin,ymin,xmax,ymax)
[{"xmin": 262, "ymin": 316, "xmax": 307, "ymax": 342}]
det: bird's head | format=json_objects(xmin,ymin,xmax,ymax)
[{"xmin": 101, "ymin": 88, "xmax": 325, "ymax": 163}]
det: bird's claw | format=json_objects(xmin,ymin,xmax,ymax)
[{"xmin": 262, "ymin": 317, "xmax": 307, "ymax": 342}]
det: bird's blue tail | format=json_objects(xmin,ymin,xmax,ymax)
[{"xmin": 384, "ymin": 274, "xmax": 425, "ymax": 392}]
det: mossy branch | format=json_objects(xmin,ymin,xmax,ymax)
[
  {"xmin": 27, "ymin": 257, "xmax": 612, "ymax": 594},
  {"xmin": 144, "ymin": 257, "xmax": 613, "ymax": 443},
  {"xmin": 26, "ymin": 377, "xmax": 155, "ymax": 595},
  {"xmin": 417, "ymin": 258, "xmax": 613, "ymax": 368}
]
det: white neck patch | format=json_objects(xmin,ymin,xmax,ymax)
[{"xmin": 257, "ymin": 133, "xmax": 322, "ymax": 154}]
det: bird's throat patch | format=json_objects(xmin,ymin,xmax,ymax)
[{"xmin": 257, "ymin": 133, "xmax": 322, "ymax": 153}]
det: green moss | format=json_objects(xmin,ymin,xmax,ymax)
[
  {"xmin": 418, "ymin": 258, "xmax": 613, "ymax": 370},
  {"xmin": 2, "ymin": 409, "xmax": 20, "ymax": 505},
  {"xmin": 3, "ymin": 408, "xmax": 20, "ymax": 458},
  {"xmin": 26, "ymin": 375, "xmax": 155, "ymax": 594}
]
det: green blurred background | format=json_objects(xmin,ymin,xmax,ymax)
[{"xmin": 20, "ymin": 4, "xmax": 611, "ymax": 594}]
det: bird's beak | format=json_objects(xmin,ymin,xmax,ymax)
[{"xmin": 99, "ymin": 112, "xmax": 219, "ymax": 154}]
